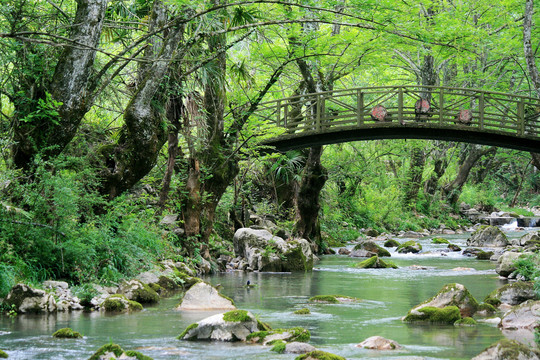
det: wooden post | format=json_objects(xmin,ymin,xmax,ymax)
[
  {"xmin": 518, "ymin": 99, "xmax": 525, "ymax": 136},
  {"xmin": 276, "ymin": 100, "xmax": 281, "ymax": 127},
  {"xmin": 439, "ymin": 88, "xmax": 444, "ymax": 125},
  {"xmin": 316, "ymin": 95, "xmax": 321, "ymax": 132},
  {"xmin": 478, "ymin": 92, "xmax": 484, "ymax": 130},
  {"xmin": 398, "ymin": 87, "xmax": 403, "ymax": 125},
  {"xmin": 283, "ymin": 101, "xmax": 288, "ymax": 129},
  {"xmin": 357, "ymin": 90, "xmax": 364, "ymax": 126}
]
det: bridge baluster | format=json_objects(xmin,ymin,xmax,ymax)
[
  {"xmin": 478, "ymin": 92, "xmax": 485, "ymax": 130},
  {"xmin": 398, "ymin": 87, "xmax": 403, "ymax": 125},
  {"xmin": 439, "ymin": 88, "xmax": 444, "ymax": 125},
  {"xmin": 518, "ymin": 99, "xmax": 525, "ymax": 136},
  {"xmin": 357, "ymin": 90, "xmax": 364, "ymax": 126}
]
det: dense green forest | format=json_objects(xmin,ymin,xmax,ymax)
[{"xmin": 0, "ymin": 0, "xmax": 539, "ymax": 296}]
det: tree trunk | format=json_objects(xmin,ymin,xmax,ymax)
[
  {"xmin": 11, "ymin": 0, "xmax": 108, "ymax": 169},
  {"xmin": 402, "ymin": 145, "xmax": 425, "ymax": 210},
  {"xmin": 524, "ymin": 0, "xmax": 540, "ymax": 97},
  {"xmin": 98, "ymin": 1, "xmax": 185, "ymax": 199},
  {"xmin": 443, "ymin": 145, "xmax": 497, "ymax": 204},
  {"xmin": 293, "ymin": 146, "xmax": 327, "ymax": 250}
]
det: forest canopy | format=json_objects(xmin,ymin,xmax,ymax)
[{"xmin": 0, "ymin": 0, "xmax": 539, "ymax": 293}]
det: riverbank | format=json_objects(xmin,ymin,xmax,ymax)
[{"xmin": 1, "ymin": 228, "xmax": 538, "ymax": 359}]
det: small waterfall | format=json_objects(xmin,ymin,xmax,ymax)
[{"xmin": 501, "ymin": 218, "xmax": 518, "ymax": 230}]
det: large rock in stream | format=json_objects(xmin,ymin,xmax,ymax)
[
  {"xmin": 178, "ymin": 310, "xmax": 259, "ymax": 341},
  {"xmin": 496, "ymin": 252, "xmax": 536, "ymax": 277},
  {"xmin": 471, "ymin": 339, "xmax": 540, "ymax": 360},
  {"xmin": 5, "ymin": 284, "xmax": 57, "ymax": 313},
  {"xmin": 404, "ymin": 283, "xmax": 478, "ymax": 319},
  {"xmin": 500, "ymin": 300, "xmax": 540, "ymax": 330},
  {"xmin": 467, "ymin": 225, "xmax": 508, "ymax": 247},
  {"xmin": 233, "ymin": 228, "xmax": 314, "ymax": 272},
  {"xmin": 176, "ymin": 282, "xmax": 236, "ymax": 311},
  {"xmin": 485, "ymin": 281, "xmax": 537, "ymax": 306}
]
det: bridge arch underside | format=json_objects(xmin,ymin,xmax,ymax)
[{"xmin": 264, "ymin": 125, "xmax": 540, "ymax": 153}]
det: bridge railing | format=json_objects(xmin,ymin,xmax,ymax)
[{"xmin": 251, "ymin": 85, "xmax": 540, "ymax": 139}]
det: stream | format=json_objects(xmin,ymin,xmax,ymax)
[{"xmin": 0, "ymin": 232, "xmax": 525, "ymax": 359}]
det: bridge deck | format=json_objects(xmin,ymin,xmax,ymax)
[{"xmin": 252, "ymin": 86, "xmax": 540, "ymax": 152}]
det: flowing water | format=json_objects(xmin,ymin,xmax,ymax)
[{"xmin": 0, "ymin": 232, "xmax": 526, "ymax": 359}]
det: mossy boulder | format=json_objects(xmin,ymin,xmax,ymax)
[
  {"xmin": 467, "ymin": 225, "xmax": 508, "ymax": 247},
  {"xmin": 247, "ymin": 327, "xmax": 311, "ymax": 344},
  {"xmin": 0, "ymin": 350, "xmax": 7, "ymax": 358},
  {"xmin": 5, "ymin": 283, "xmax": 57, "ymax": 313},
  {"xmin": 270, "ymin": 340, "xmax": 287, "ymax": 353},
  {"xmin": 476, "ymin": 251, "xmax": 494, "ymax": 260},
  {"xmin": 454, "ymin": 317, "xmax": 477, "ymax": 326},
  {"xmin": 178, "ymin": 310, "xmax": 259, "ymax": 341},
  {"xmin": 396, "ymin": 240, "xmax": 422, "ymax": 254},
  {"xmin": 101, "ymin": 294, "xmax": 143, "ymax": 312},
  {"xmin": 518, "ymin": 231, "xmax": 540, "ymax": 247},
  {"xmin": 447, "ymin": 244, "xmax": 462, "ymax": 252},
  {"xmin": 407, "ymin": 283, "xmax": 478, "ymax": 317},
  {"xmin": 403, "ymin": 305, "xmax": 462, "ymax": 324},
  {"xmin": 476, "ymin": 303, "xmax": 497, "ymax": 316},
  {"xmin": 471, "ymin": 339, "xmax": 540, "ymax": 360},
  {"xmin": 354, "ymin": 256, "xmax": 397, "ymax": 269},
  {"xmin": 485, "ymin": 281, "xmax": 537, "ymax": 306},
  {"xmin": 283, "ymin": 241, "xmax": 314, "ymax": 271},
  {"xmin": 432, "ymin": 237, "xmax": 450, "ymax": 244},
  {"xmin": 88, "ymin": 343, "xmax": 153, "ymax": 360},
  {"xmin": 293, "ymin": 308, "xmax": 311, "ymax": 315},
  {"xmin": 353, "ymin": 241, "xmax": 391, "ymax": 257},
  {"xmin": 308, "ymin": 295, "xmax": 359, "ymax": 304},
  {"xmin": 118, "ymin": 280, "xmax": 159, "ymax": 304},
  {"xmin": 52, "ymin": 328, "xmax": 83, "ymax": 339},
  {"xmin": 295, "ymin": 350, "xmax": 345, "ymax": 360},
  {"xmin": 383, "ymin": 239, "xmax": 400, "ymax": 247}
]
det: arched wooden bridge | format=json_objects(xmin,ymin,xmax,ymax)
[{"xmin": 253, "ymin": 85, "xmax": 540, "ymax": 153}]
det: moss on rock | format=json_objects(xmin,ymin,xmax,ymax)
[
  {"xmin": 247, "ymin": 327, "xmax": 310, "ymax": 343},
  {"xmin": 477, "ymin": 303, "xmax": 497, "ymax": 314},
  {"xmin": 283, "ymin": 245, "xmax": 312, "ymax": 271},
  {"xmin": 403, "ymin": 306, "xmax": 462, "ymax": 324},
  {"xmin": 133, "ymin": 283, "xmax": 160, "ymax": 304},
  {"xmin": 309, "ymin": 295, "xmax": 339, "ymax": 304},
  {"xmin": 102, "ymin": 294, "xmax": 142, "ymax": 312},
  {"xmin": 432, "ymin": 237, "xmax": 449, "ymax": 244},
  {"xmin": 477, "ymin": 339, "xmax": 540, "ymax": 359},
  {"xmin": 294, "ymin": 308, "xmax": 311, "ymax": 315},
  {"xmin": 177, "ymin": 323, "xmax": 198, "ymax": 340},
  {"xmin": 0, "ymin": 350, "xmax": 7, "ymax": 358},
  {"xmin": 383, "ymin": 239, "xmax": 400, "ymax": 247},
  {"xmin": 52, "ymin": 328, "xmax": 83, "ymax": 339},
  {"xmin": 476, "ymin": 251, "xmax": 494, "ymax": 260},
  {"xmin": 223, "ymin": 310, "xmax": 251, "ymax": 322},
  {"xmin": 270, "ymin": 340, "xmax": 286, "ymax": 353},
  {"xmin": 257, "ymin": 320, "xmax": 272, "ymax": 331},
  {"xmin": 454, "ymin": 317, "xmax": 477, "ymax": 326},
  {"xmin": 124, "ymin": 350, "xmax": 154, "ymax": 360},
  {"xmin": 295, "ymin": 350, "xmax": 346, "ymax": 360},
  {"xmin": 354, "ymin": 256, "xmax": 398, "ymax": 269},
  {"xmin": 353, "ymin": 241, "xmax": 391, "ymax": 257},
  {"xmin": 396, "ymin": 240, "xmax": 422, "ymax": 253},
  {"xmin": 88, "ymin": 343, "xmax": 124, "ymax": 360}
]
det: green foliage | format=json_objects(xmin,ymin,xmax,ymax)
[
  {"xmin": 514, "ymin": 254, "xmax": 540, "ymax": 282},
  {"xmin": 52, "ymin": 328, "xmax": 83, "ymax": 339},
  {"xmin": 0, "ymin": 349, "xmax": 7, "ymax": 358},
  {"xmin": 0, "ymin": 156, "xmax": 173, "ymax": 286}
]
